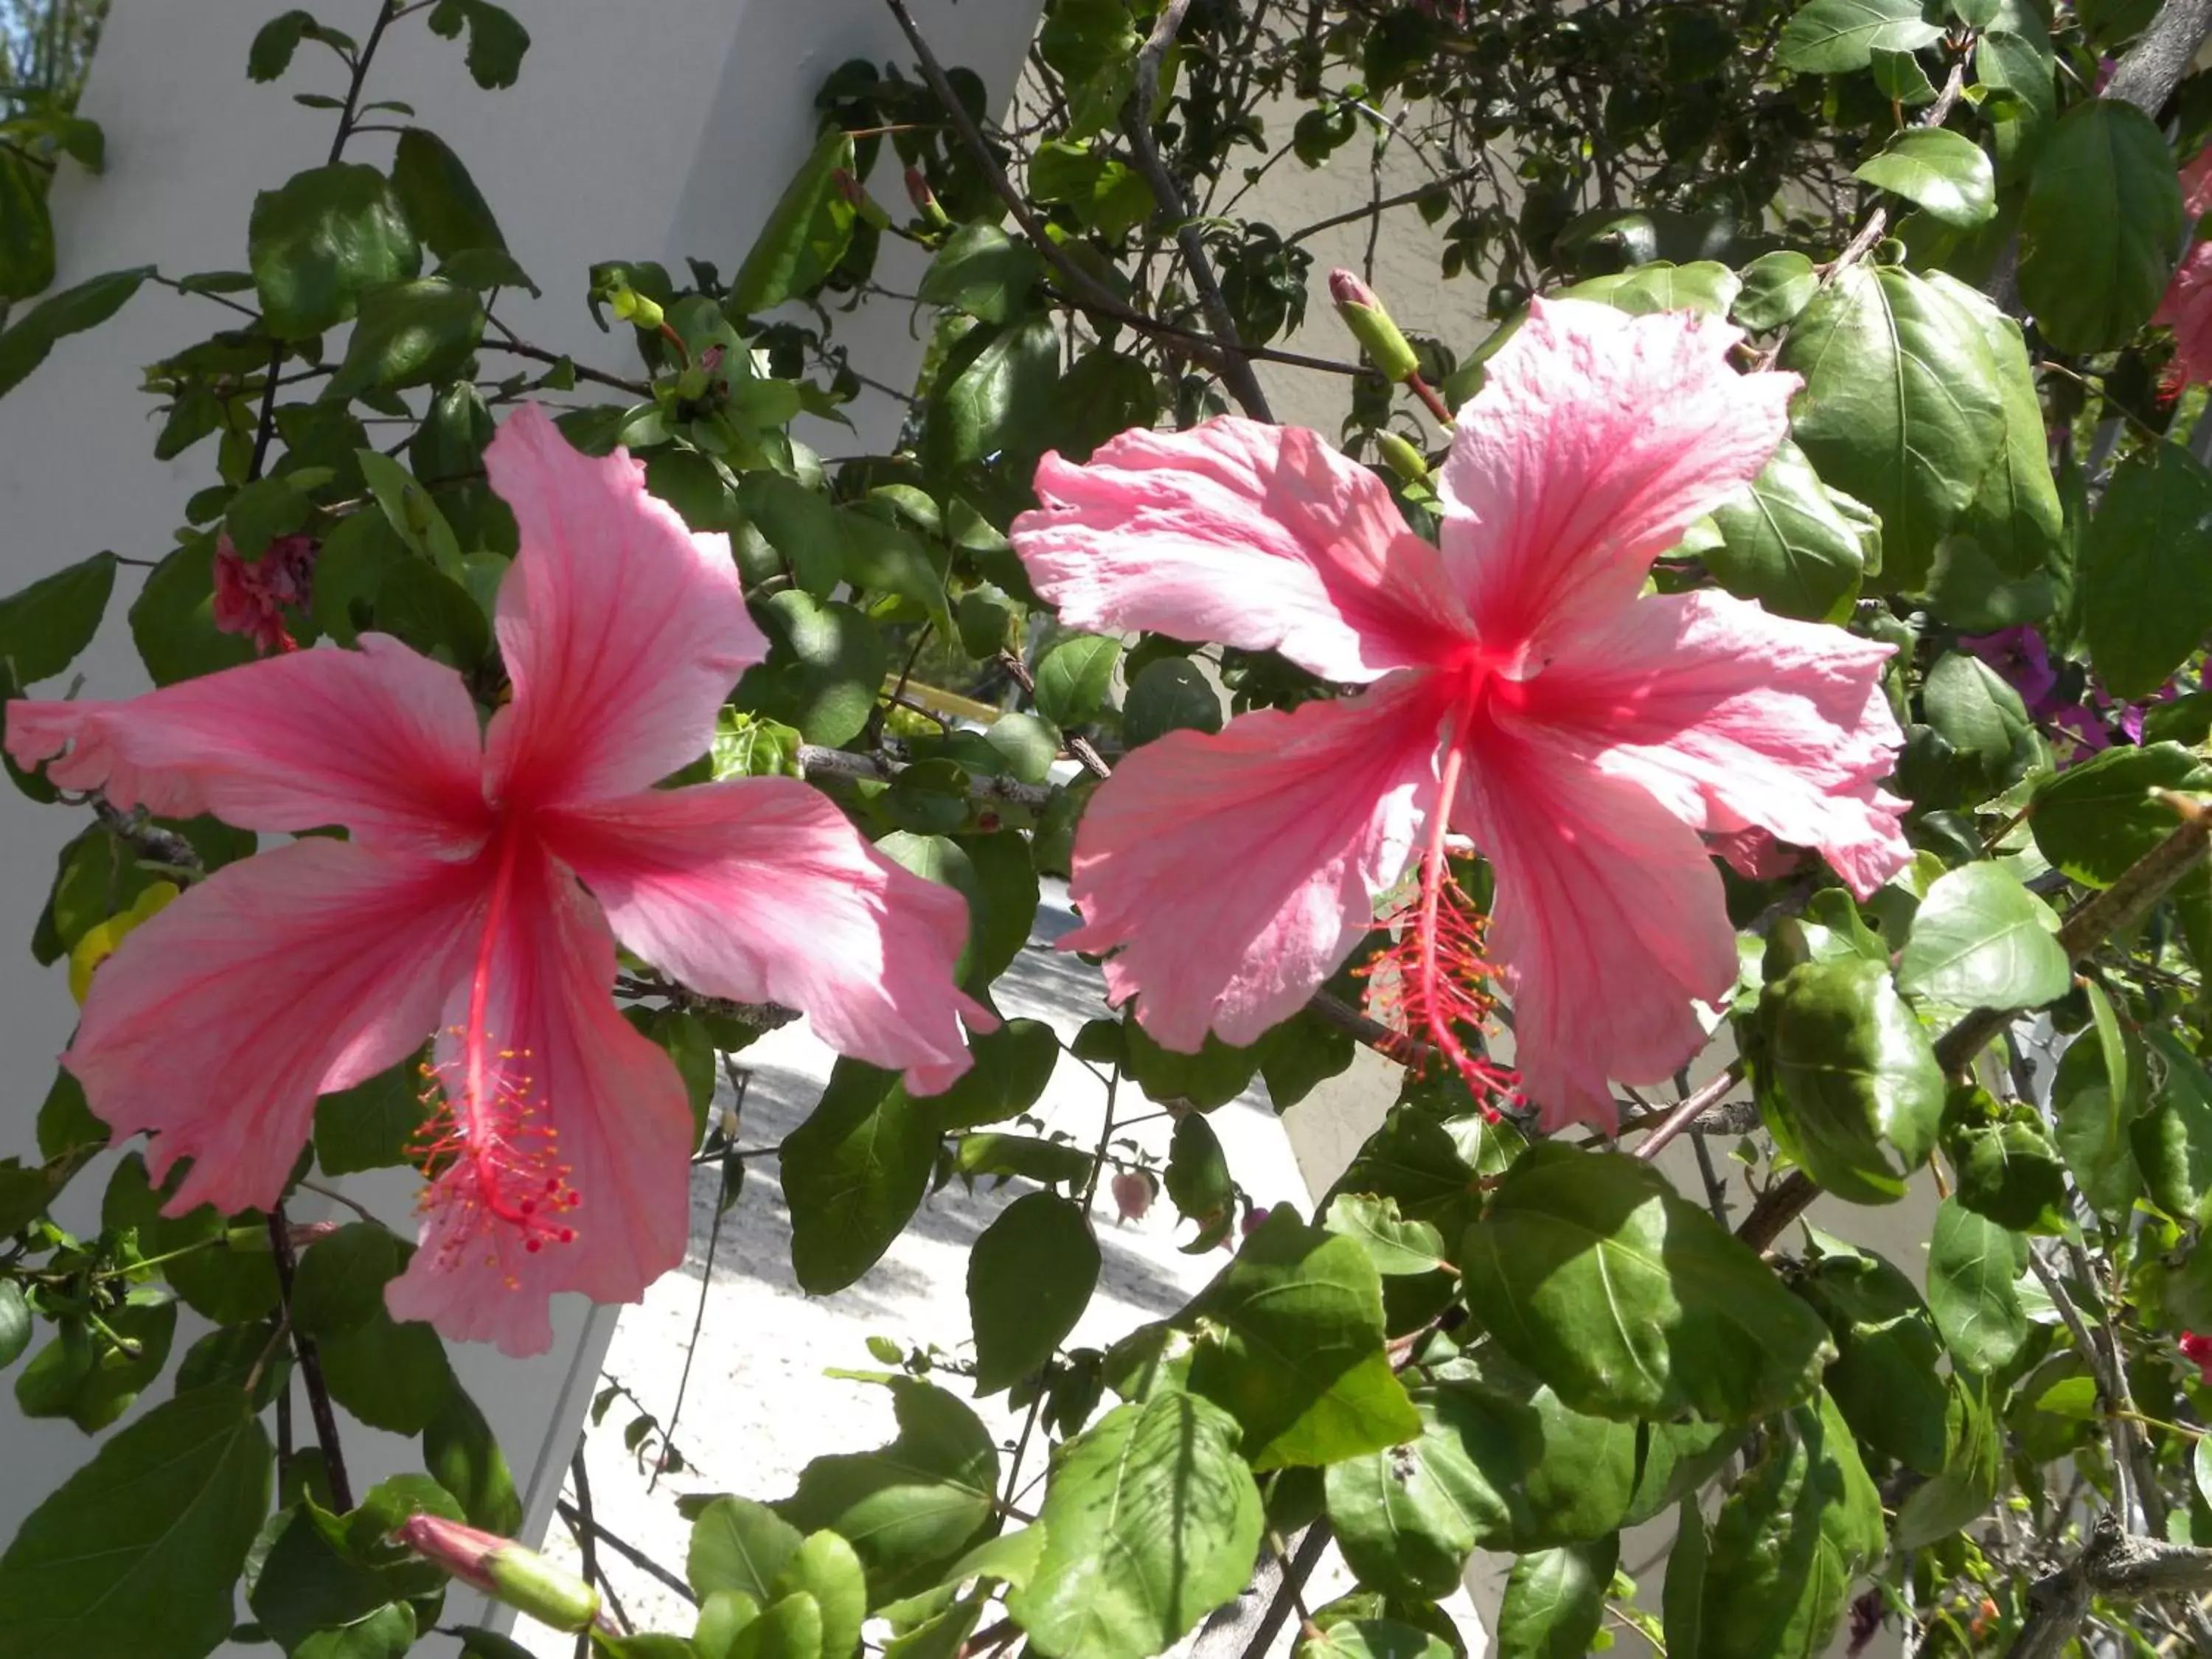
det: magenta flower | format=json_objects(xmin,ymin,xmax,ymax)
[
  {"xmin": 1960, "ymin": 627, "xmax": 2058, "ymax": 715},
  {"xmin": 7, "ymin": 407, "xmax": 988, "ymax": 1354},
  {"xmin": 2157, "ymin": 149, "xmax": 2212, "ymax": 391},
  {"xmin": 1009, "ymin": 299, "xmax": 1908, "ymax": 1129}
]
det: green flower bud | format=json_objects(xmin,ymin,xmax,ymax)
[
  {"xmin": 1374, "ymin": 431, "xmax": 1430, "ymax": 484},
  {"xmin": 608, "ymin": 285, "xmax": 664, "ymax": 332},
  {"xmin": 1329, "ymin": 268, "xmax": 1420, "ymax": 384}
]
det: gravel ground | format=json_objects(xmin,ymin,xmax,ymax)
[{"xmin": 508, "ymin": 884, "xmax": 1489, "ymax": 1656}]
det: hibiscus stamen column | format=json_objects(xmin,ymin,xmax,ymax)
[
  {"xmin": 411, "ymin": 829, "xmax": 580, "ymax": 1285},
  {"xmin": 1368, "ymin": 740, "xmax": 1518, "ymax": 1115}
]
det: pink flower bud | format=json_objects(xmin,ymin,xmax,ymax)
[
  {"xmin": 1328, "ymin": 269, "xmax": 1419, "ymax": 383},
  {"xmin": 2183, "ymin": 1332, "xmax": 2212, "ymax": 1386},
  {"xmin": 399, "ymin": 1513, "xmax": 603, "ymax": 1634},
  {"xmin": 1110, "ymin": 1170, "xmax": 1154, "ymax": 1222}
]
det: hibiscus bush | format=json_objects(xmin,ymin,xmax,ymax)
[{"xmin": 10, "ymin": 0, "xmax": 2212, "ymax": 1655}]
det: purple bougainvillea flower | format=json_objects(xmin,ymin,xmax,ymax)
[
  {"xmin": 1009, "ymin": 299, "xmax": 1908, "ymax": 1130},
  {"xmin": 7, "ymin": 406, "xmax": 988, "ymax": 1354},
  {"xmin": 1960, "ymin": 626, "xmax": 2059, "ymax": 716}
]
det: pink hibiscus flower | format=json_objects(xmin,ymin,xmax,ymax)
[
  {"xmin": 211, "ymin": 530, "xmax": 319, "ymax": 656},
  {"xmin": 1009, "ymin": 299, "xmax": 1908, "ymax": 1129},
  {"xmin": 7, "ymin": 406, "xmax": 989, "ymax": 1354},
  {"xmin": 2157, "ymin": 149, "xmax": 2212, "ymax": 391}
]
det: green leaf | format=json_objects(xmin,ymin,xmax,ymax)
[
  {"xmin": 249, "ymin": 163, "xmax": 422, "ymax": 341},
  {"xmin": 248, "ymin": 11, "xmax": 327, "ymax": 81},
  {"xmin": 1945, "ymin": 287, "xmax": 2064, "ymax": 581},
  {"xmin": 1978, "ymin": 21, "xmax": 2058, "ymax": 183},
  {"xmin": 1555, "ymin": 260, "xmax": 1740, "ymax": 316},
  {"xmin": 2032, "ymin": 742, "xmax": 2212, "ymax": 888},
  {"xmin": 919, "ymin": 225, "xmax": 1043, "ymax": 324},
  {"xmin": 293, "ymin": 1223, "xmax": 407, "ymax": 1339},
  {"xmin": 728, "ymin": 129, "xmax": 858, "ymax": 316},
  {"xmin": 0, "ymin": 265, "xmax": 153, "ymax": 400},
  {"xmin": 1164, "ymin": 1113, "xmax": 1237, "ymax": 1249},
  {"xmin": 315, "ymin": 1058, "xmax": 423, "ymax": 1176},
  {"xmin": 1125, "ymin": 1020, "xmax": 1262, "ymax": 1111},
  {"xmin": 1778, "ymin": 263, "xmax": 2006, "ymax": 590},
  {"xmin": 690, "ymin": 1496, "xmax": 804, "ymax": 1602},
  {"xmin": 1776, "ymin": 0, "xmax": 1944, "ymax": 72},
  {"xmin": 968, "ymin": 1192, "xmax": 1100, "ymax": 1394},
  {"xmin": 1322, "ymin": 1194, "xmax": 1449, "ymax": 1276},
  {"xmin": 1705, "ymin": 439, "xmax": 1868, "ymax": 622},
  {"xmin": 780, "ymin": 1061, "xmax": 933, "ymax": 1293},
  {"xmin": 738, "ymin": 593, "xmax": 889, "ymax": 748},
  {"xmin": 0, "ymin": 1387, "xmax": 273, "ymax": 1659},
  {"xmin": 1897, "ymin": 861, "xmax": 2070, "ymax": 1009},
  {"xmin": 1894, "ymin": 1377, "xmax": 2002, "ymax": 1548},
  {"xmin": 1854, "ymin": 127, "xmax": 1997, "ymax": 225},
  {"xmin": 1032, "ymin": 636, "xmax": 1120, "ymax": 727},
  {"xmin": 1798, "ymin": 1234, "xmax": 1951, "ymax": 1473},
  {"xmin": 956, "ymin": 1133, "xmax": 1091, "ymax": 1187},
  {"xmin": 1925, "ymin": 1196, "xmax": 2029, "ymax": 1372},
  {"xmin": 390, "ymin": 128, "xmax": 508, "ymax": 262},
  {"xmin": 1325, "ymin": 1352, "xmax": 1635, "ymax": 1597},
  {"xmin": 0, "ymin": 1281, "xmax": 28, "ymax": 1370},
  {"xmin": 319, "ymin": 1300, "xmax": 453, "ymax": 1436},
  {"xmin": 1920, "ymin": 650, "xmax": 2037, "ymax": 802},
  {"xmin": 17, "ymin": 1296, "xmax": 175, "ymax": 1433},
  {"xmin": 1732, "ymin": 250, "xmax": 1819, "ymax": 333},
  {"xmin": 0, "ymin": 550, "xmax": 116, "ymax": 691},
  {"xmin": 1493, "ymin": 1539, "xmax": 1616, "ymax": 1659},
  {"xmin": 776, "ymin": 1377, "xmax": 998, "ymax": 1604},
  {"xmin": 2053, "ymin": 982, "xmax": 2144, "ymax": 1220},
  {"xmin": 356, "ymin": 447, "xmax": 464, "ymax": 574},
  {"xmin": 1298, "ymin": 1620, "xmax": 1453, "ymax": 1659},
  {"xmin": 1941, "ymin": 1085, "xmax": 2069, "ymax": 1234},
  {"xmin": 2080, "ymin": 443, "xmax": 2212, "ymax": 700},
  {"xmin": 2018, "ymin": 99, "xmax": 2184, "ymax": 353},
  {"xmin": 1697, "ymin": 1393, "xmax": 1884, "ymax": 1659},
  {"xmin": 425, "ymin": 1381, "xmax": 522, "ymax": 1534},
  {"xmin": 981, "ymin": 712, "xmax": 1058, "ymax": 787},
  {"xmin": 773, "ymin": 1534, "xmax": 866, "ymax": 1659},
  {"xmin": 0, "ymin": 148, "xmax": 54, "ymax": 301},
  {"xmin": 1663, "ymin": 1500, "xmax": 1708, "ymax": 1659},
  {"xmin": 1755, "ymin": 956, "xmax": 1944, "ymax": 1203},
  {"xmin": 924, "ymin": 315, "xmax": 1061, "ymax": 474},
  {"xmin": 1009, "ymin": 1392, "xmax": 1263, "ymax": 1659},
  {"xmin": 1185, "ymin": 1209, "xmax": 1422, "ymax": 1469},
  {"xmin": 425, "ymin": 0, "xmax": 532, "ymax": 88},
  {"xmin": 1121, "ymin": 657, "xmax": 1224, "ymax": 748},
  {"xmin": 929, "ymin": 1019, "xmax": 1061, "ymax": 1130},
  {"xmin": 1458, "ymin": 1144, "xmax": 1834, "ymax": 1422},
  {"xmin": 1871, "ymin": 44, "xmax": 1938, "ymax": 103},
  {"xmin": 326, "ymin": 277, "xmax": 484, "ymax": 400},
  {"xmin": 2135, "ymin": 1026, "xmax": 2212, "ymax": 1222},
  {"xmin": 375, "ymin": 559, "xmax": 491, "ymax": 668}
]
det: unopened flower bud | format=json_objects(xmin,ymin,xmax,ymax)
[
  {"xmin": 905, "ymin": 166, "xmax": 950, "ymax": 229},
  {"xmin": 399, "ymin": 1514, "xmax": 603, "ymax": 1634},
  {"xmin": 1374, "ymin": 431, "xmax": 1429, "ymax": 484},
  {"xmin": 608, "ymin": 285, "xmax": 664, "ymax": 332},
  {"xmin": 1110, "ymin": 1170, "xmax": 1155, "ymax": 1223},
  {"xmin": 1329, "ymin": 269, "xmax": 1420, "ymax": 384},
  {"xmin": 833, "ymin": 170, "xmax": 891, "ymax": 231}
]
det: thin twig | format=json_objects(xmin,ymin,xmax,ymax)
[
  {"xmin": 1630, "ymin": 1065, "xmax": 1745, "ymax": 1164},
  {"xmin": 1119, "ymin": 1, "xmax": 1274, "ymax": 420},
  {"xmin": 268, "ymin": 1203, "xmax": 353, "ymax": 1512},
  {"xmin": 798, "ymin": 744, "xmax": 1055, "ymax": 810},
  {"xmin": 554, "ymin": 1500, "xmax": 698, "ymax": 1606},
  {"xmin": 652, "ymin": 1073, "xmax": 745, "ymax": 1494}
]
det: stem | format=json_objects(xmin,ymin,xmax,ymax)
[
  {"xmin": 1631, "ymin": 1065, "xmax": 1745, "ymax": 1164},
  {"xmin": 651, "ymin": 1074, "xmax": 745, "ymax": 1494},
  {"xmin": 268, "ymin": 1203, "xmax": 353, "ymax": 1512},
  {"xmin": 554, "ymin": 1500, "xmax": 698, "ymax": 1605},
  {"xmin": 2104, "ymin": 0, "xmax": 2212, "ymax": 113},
  {"xmin": 570, "ymin": 1449, "xmax": 603, "ymax": 1657}
]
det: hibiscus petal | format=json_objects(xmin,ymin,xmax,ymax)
[
  {"xmin": 65, "ymin": 838, "xmax": 484, "ymax": 1217},
  {"xmin": 5, "ymin": 636, "xmax": 489, "ymax": 855},
  {"xmin": 1454, "ymin": 726, "xmax": 1740, "ymax": 1132},
  {"xmin": 481, "ymin": 405, "xmax": 768, "ymax": 807},
  {"xmin": 1531, "ymin": 590, "xmax": 1910, "ymax": 899},
  {"xmin": 1063, "ymin": 673, "xmax": 1445, "ymax": 1050},
  {"xmin": 386, "ymin": 846, "xmax": 692, "ymax": 1357},
  {"xmin": 541, "ymin": 779, "xmax": 990, "ymax": 1095},
  {"xmin": 1011, "ymin": 417, "xmax": 1473, "ymax": 683},
  {"xmin": 1437, "ymin": 299, "xmax": 1796, "ymax": 657}
]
